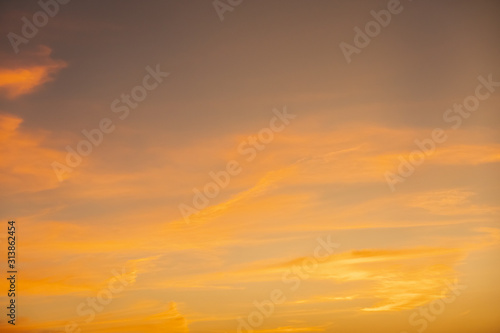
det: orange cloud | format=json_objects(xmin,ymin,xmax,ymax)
[
  {"xmin": 0, "ymin": 113, "xmax": 66, "ymax": 193},
  {"xmin": 0, "ymin": 301, "xmax": 190, "ymax": 333},
  {"xmin": 68, "ymin": 301, "xmax": 190, "ymax": 333},
  {"xmin": 188, "ymin": 247, "xmax": 466, "ymax": 313},
  {"xmin": 0, "ymin": 45, "xmax": 66, "ymax": 98},
  {"xmin": 254, "ymin": 326, "xmax": 326, "ymax": 332},
  {"xmin": 408, "ymin": 189, "xmax": 498, "ymax": 216}
]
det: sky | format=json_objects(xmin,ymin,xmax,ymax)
[{"xmin": 0, "ymin": 0, "xmax": 499, "ymax": 332}]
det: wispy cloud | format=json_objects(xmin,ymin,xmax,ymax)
[{"xmin": 0, "ymin": 45, "xmax": 66, "ymax": 98}]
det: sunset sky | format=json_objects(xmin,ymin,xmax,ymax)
[{"xmin": 1, "ymin": 1, "xmax": 499, "ymax": 332}]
